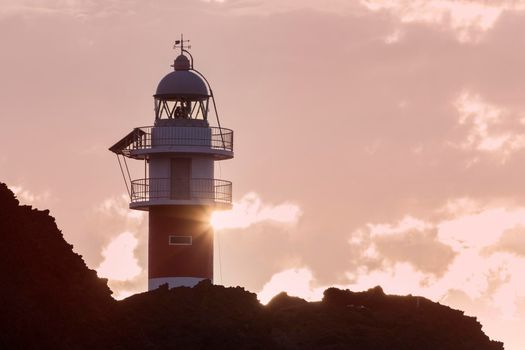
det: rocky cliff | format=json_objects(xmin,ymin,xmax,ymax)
[{"xmin": 0, "ymin": 183, "xmax": 504, "ymax": 349}]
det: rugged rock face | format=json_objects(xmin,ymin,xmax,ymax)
[
  {"xmin": 0, "ymin": 183, "xmax": 504, "ymax": 350},
  {"xmin": 0, "ymin": 183, "xmax": 115, "ymax": 349}
]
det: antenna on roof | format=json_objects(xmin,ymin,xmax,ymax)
[{"xmin": 173, "ymin": 33, "xmax": 191, "ymax": 54}]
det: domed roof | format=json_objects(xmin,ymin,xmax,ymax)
[
  {"xmin": 155, "ymin": 71, "xmax": 209, "ymax": 100},
  {"xmin": 155, "ymin": 54, "xmax": 209, "ymax": 100}
]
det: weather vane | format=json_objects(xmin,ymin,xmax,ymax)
[{"xmin": 173, "ymin": 34, "xmax": 191, "ymax": 54}]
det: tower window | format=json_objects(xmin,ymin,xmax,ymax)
[{"xmin": 169, "ymin": 235, "xmax": 192, "ymax": 245}]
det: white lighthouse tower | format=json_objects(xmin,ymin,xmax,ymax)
[{"xmin": 109, "ymin": 38, "xmax": 233, "ymax": 290}]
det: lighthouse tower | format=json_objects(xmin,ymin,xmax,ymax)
[{"xmin": 109, "ymin": 39, "xmax": 233, "ymax": 290}]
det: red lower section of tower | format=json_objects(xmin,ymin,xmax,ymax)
[{"xmin": 148, "ymin": 205, "xmax": 213, "ymax": 281}]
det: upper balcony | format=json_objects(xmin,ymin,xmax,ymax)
[{"xmin": 109, "ymin": 126, "xmax": 233, "ymax": 160}]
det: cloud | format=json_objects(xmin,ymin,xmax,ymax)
[
  {"xmin": 258, "ymin": 200, "xmax": 525, "ymax": 336},
  {"xmin": 364, "ymin": 216, "xmax": 456, "ymax": 276},
  {"xmin": 199, "ymin": 0, "xmax": 367, "ymax": 16},
  {"xmin": 368, "ymin": 215, "xmax": 433, "ymax": 236},
  {"xmin": 453, "ymin": 91, "xmax": 525, "ymax": 158},
  {"xmin": 259, "ymin": 252, "xmax": 525, "ymax": 317},
  {"xmin": 211, "ymin": 192, "xmax": 302, "ymax": 230},
  {"xmin": 86, "ymin": 194, "xmax": 148, "ymax": 298},
  {"xmin": 96, "ymin": 231, "xmax": 142, "ymax": 281},
  {"xmin": 361, "ymin": 0, "xmax": 525, "ymax": 41},
  {"xmin": 257, "ymin": 263, "xmax": 435, "ymax": 305},
  {"xmin": 258, "ymin": 268, "xmax": 325, "ymax": 304},
  {"xmin": 374, "ymin": 228, "xmax": 456, "ymax": 276},
  {"xmin": 90, "ymin": 192, "xmax": 302, "ymax": 299},
  {"xmin": 206, "ymin": 0, "xmax": 525, "ymax": 32},
  {"xmin": 362, "ymin": 204, "xmax": 525, "ymax": 308},
  {"xmin": 486, "ymin": 225, "xmax": 525, "ymax": 257},
  {"xmin": 0, "ymin": 0, "xmax": 135, "ymax": 19},
  {"xmin": 384, "ymin": 29, "xmax": 403, "ymax": 44},
  {"xmin": 96, "ymin": 194, "xmax": 145, "ymax": 221},
  {"xmin": 8, "ymin": 184, "xmax": 52, "ymax": 206},
  {"xmin": 437, "ymin": 206, "xmax": 525, "ymax": 250}
]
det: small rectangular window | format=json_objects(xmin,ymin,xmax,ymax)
[{"xmin": 169, "ymin": 235, "xmax": 192, "ymax": 245}]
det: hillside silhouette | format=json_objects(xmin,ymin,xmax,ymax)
[{"xmin": 0, "ymin": 182, "xmax": 504, "ymax": 349}]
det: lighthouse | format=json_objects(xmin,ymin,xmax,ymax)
[{"xmin": 109, "ymin": 39, "xmax": 233, "ymax": 290}]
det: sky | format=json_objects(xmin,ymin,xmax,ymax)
[{"xmin": 2, "ymin": 0, "xmax": 525, "ymax": 348}]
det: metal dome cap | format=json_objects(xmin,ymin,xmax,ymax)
[
  {"xmin": 155, "ymin": 54, "xmax": 209, "ymax": 101},
  {"xmin": 173, "ymin": 54, "xmax": 190, "ymax": 71}
]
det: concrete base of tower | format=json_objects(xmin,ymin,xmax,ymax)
[{"xmin": 149, "ymin": 277, "xmax": 208, "ymax": 290}]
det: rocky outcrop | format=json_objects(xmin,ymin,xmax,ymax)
[
  {"xmin": 0, "ymin": 183, "xmax": 504, "ymax": 349},
  {"xmin": 0, "ymin": 183, "xmax": 115, "ymax": 349}
]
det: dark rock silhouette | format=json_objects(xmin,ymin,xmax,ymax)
[
  {"xmin": 0, "ymin": 183, "xmax": 504, "ymax": 349},
  {"xmin": 0, "ymin": 183, "xmax": 115, "ymax": 349}
]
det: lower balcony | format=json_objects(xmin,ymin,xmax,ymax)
[{"xmin": 130, "ymin": 178, "xmax": 232, "ymax": 210}]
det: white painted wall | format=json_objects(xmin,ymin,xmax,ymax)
[
  {"xmin": 149, "ymin": 157, "xmax": 170, "ymax": 179},
  {"xmin": 151, "ymin": 126, "xmax": 212, "ymax": 147},
  {"xmin": 149, "ymin": 156, "xmax": 214, "ymax": 179},
  {"xmin": 192, "ymin": 157, "xmax": 214, "ymax": 179}
]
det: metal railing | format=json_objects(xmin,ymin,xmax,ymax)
[
  {"xmin": 121, "ymin": 126, "xmax": 233, "ymax": 155},
  {"xmin": 131, "ymin": 178, "xmax": 232, "ymax": 205}
]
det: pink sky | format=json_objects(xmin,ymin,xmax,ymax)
[{"xmin": 2, "ymin": 1, "xmax": 525, "ymax": 348}]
